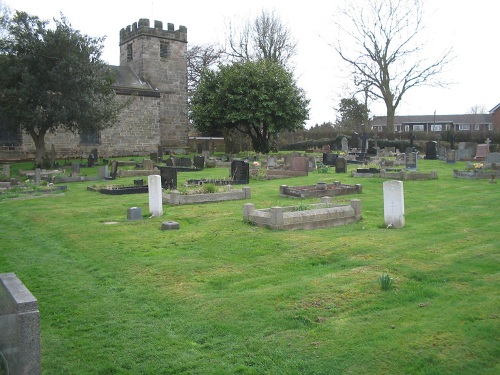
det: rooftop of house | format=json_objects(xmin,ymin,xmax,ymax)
[{"xmin": 371, "ymin": 113, "xmax": 493, "ymax": 126}]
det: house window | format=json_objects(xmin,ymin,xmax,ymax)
[
  {"xmin": 127, "ymin": 44, "xmax": 133, "ymax": 61},
  {"xmin": 404, "ymin": 125, "xmax": 410, "ymax": 132},
  {"xmin": 488, "ymin": 124, "xmax": 493, "ymax": 131},
  {"xmin": 474, "ymin": 124, "xmax": 480, "ymax": 130},
  {"xmin": 80, "ymin": 129, "xmax": 100, "ymax": 145},
  {"xmin": 160, "ymin": 41, "xmax": 170, "ymax": 58},
  {"xmin": 431, "ymin": 124, "xmax": 442, "ymax": 131},
  {"xmin": 413, "ymin": 125, "xmax": 424, "ymax": 131},
  {"xmin": 458, "ymin": 124, "xmax": 470, "ymax": 131}
]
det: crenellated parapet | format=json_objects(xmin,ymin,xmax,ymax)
[{"xmin": 120, "ymin": 18, "xmax": 187, "ymax": 45}]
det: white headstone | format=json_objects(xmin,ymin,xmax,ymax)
[
  {"xmin": 148, "ymin": 175, "xmax": 163, "ymax": 217},
  {"xmin": 383, "ymin": 180, "xmax": 405, "ymax": 228},
  {"xmin": 341, "ymin": 137, "xmax": 349, "ymax": 153}
]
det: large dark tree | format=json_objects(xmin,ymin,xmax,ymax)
[
  {"xmin": 0, "ymin": 11, "xmax": 123, "ymax": 166},
  {"xmin": 334, "ymin": 0, "xmax": 452, "ymax": 134},
  {"xmin": 190, "ymin": 59, "xmax": 309, "ymax": 154}
]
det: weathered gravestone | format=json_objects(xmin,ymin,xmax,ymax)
[
  {"xmin": 335, "ymin": 157, "xmax": 347, "ymax": 173},
  {"xmin": 341, "ymin": 137, "xmax": 349, "ymax": 153},
  {"xmin": 0, "ymin": 273, "xmax": 41, "ymax": 375},
  {"xmin": 446, "ymin": 150, "xmax": 456, "ymax": 164},
  {"xmin": 193, "ymin": 155, "xmax": 205, "ymax": 170},
  {"xmin": 143, "ymin": 159, "xmax": 154, "ymax": 170},
  {"xmin": 110, "ymin": 161, "xmax": 119, "ymax": 180},
  {"xmin": 98, "ymin": 165, "xmax": 109, "ymax": 179},
  {"xmin": 2, "ymin": 164, "xmax": 10, "ymax": 178},
  {"xmin": 148, "ymin": 175, "xmax": 163, "ymax": 217},
  {"xmin": 127, "ymin": 207, "xmax": 142, "ymax": 221},
  {"xmin": 424, "ymin": 141, "xmax": 437, "ymax": 160},
  {"xmin": 158, "ymin": 167, "xmax": 177, "ymax": 190},
  {"xmin": 71, "ymin": 163, "xmax": 80, "ymax": 174},
  {"xmin": 91, "ymin": 148, "xmax": 98, "ymax": 162},
  {"xmin": 150, "ymin": 152, "xmax": 158, "ymax": 163},
  {"xmin": 231, "ymin": 160, "xmax": 250, "ymax": 184},
  {"xmin": 323, "ymin": 153, "xmax": 337, "ymax": 166},
  {"xmin": 291, "ymin": 157, "xmax": 309, "ymax": 174},
  {"xmin": 486, "ymin": 152, "xmax": 500, "ymax": 165},
  {"xmin": 383, "ymin": 180, "xmax": 405, "ymax": 228},
  {"xmin": 87, "ymin": 153, "xmax": 95, "ymax": 167},
  {"xmin": 405, "ymin": 151, "xmax": 418, "ymax": 170},
  {"xmin": 267, "ymin": 156, "xmax": 277, "ymax": 168}
]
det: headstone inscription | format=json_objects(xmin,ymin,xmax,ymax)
[
  {"xmin": 148, "ymin": 175, "xmax": 163, "ymax": 217},
  {"xmin": 0, "ymin": 273, "xmax": 41, "ymax": 375},
  {"xmin": 231, "ymin": 160, "xmax": 250, "ymax": 184},
  {"xmin": 383, "ymin": 180, "xmax": 405, "ymax": 228},
  {"xmin": 335, "ymin": 157, "xmax": 347, "ymax": 173}
]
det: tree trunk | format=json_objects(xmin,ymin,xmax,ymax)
[
  {"xmin": 29, "ymin": 129, "xmax": 47, "ymax": 168},
  {"xmin": 386, "ymin": 104, "xmax": 396, "ymax": 136}
]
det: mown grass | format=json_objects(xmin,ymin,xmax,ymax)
[{"xmin": 0, "ymin": 157, "xmax": 499, "ymax": 374}]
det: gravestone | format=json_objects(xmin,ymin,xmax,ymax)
[
  {"xmin": 405, "ymin": 151, "xmax": 418, "ymax": 170},
  {"xmin": 71, "ymin": 162, "xmax": 80, "ymax": 175},
  {"xmin": 231, "ymin": 160, "xmax": 249, "ymax": 184},
  {"xmin": 161, "ymin": 221, "xmax": 180, "ymax": 230},
  {"xmin": 201, "ymin": 150, "xmax": 210, "ymax": 159},
  {"xmin": 2, "ymin": 164, "xmax": 10, "ymax": 178},
  {"xmin": 267, "ymin": 156, "xmax": 277, "ymax": 168},
  {"xmin": 0, "ymin": 273, "xmax": 41, "ymax": 375},
  {"xmin": 446, "ymin": 150, "xmax": 456, "ymax": 164},
  {"xmin": 475, "ymin": 144, "xmax": 490, "ymax": 159},
  {"xmin": 486, "ymin": 152, "xmax": 500, "ymax": 164},
  {"xmin": 335, "ymin": 157, "xmax": 347, "ymax": 173},
  {"xmin": 148, "ymin": 175, "xmax": 163, "ymax": 217},
  {"xmin": 360, "ymin": 132, "xmax": 368, "ymax": 160},
  {"xmin": 291, "ymin": 157, "xmax": 309, "ymax": 173},
  {"xmin": 110, "ymin": 161, "xmax": 119, "ymax": 180},
  {"xmin": 91, "ymin": 148, "xmax": 98, "ymax": 162},
  {"xmin": 159, "ymin": 167, "xmax": 177, "ymax": 190},
  {"xmin": 341, "ymin": 137, "xmax": 349, "ymax": 153},
  {"xmin": 383, "ymin": 180, "xmax": 405, "ymax": 228},
  {"xmin": 35, "ymin": 168, "xmax": 41, "ymax": 185},
  {"xmin": 424, "ymin": 141, "xmax": 437, "ymax": 160},
  {"xmin": 127, "ymin": 207, "xmax": 142, "ymax": 221},
  {"xmin": 351, "ymin": 133, "xmax": 359, "ymax": 149},
  {"xmin": 87, "ymin": 153, "xmax": 95, "ymax": 167},
  {"xmin": 323, "ymin": 153, "xmax": 337, "ymax": 166},
  {"xmin": 98, "ymin": 165, "xmax": 109, "ymax": 179},
  {"xmin": 157, "ymin": 145, "xmax": 164, "ymax": 161},
  {"xmin": 322, "ymin": 144, "xmax": 331, "ymax": 153},
  {"xmin": 193, "ymin": 155, "xmax": 205, "ymax": 170},
  {"xmin": 143, "ymin": 159, "xmax": 154, "ymax": 170},
  {"xmin": 150, "ymin": 152, "xmax": 158, "ymax": 163}
]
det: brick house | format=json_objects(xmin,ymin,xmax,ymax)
[{"xmin": 0, "ymin": 18, "xmax": 189, "ymax": 160}]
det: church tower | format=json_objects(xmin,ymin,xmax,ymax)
[{"xmin": 119, "ymin": 19, "xmax": 189, "ymax": 153}]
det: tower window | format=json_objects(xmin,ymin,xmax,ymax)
[
  {"xmin": 160, "ymin": 42, "xmax": 170, "ymax": 58},
  {"xmin": 127, "ymin": 44, "xmax": 133, "ymax": 61}
]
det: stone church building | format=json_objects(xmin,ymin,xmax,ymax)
[{"xmin": 0, "ymin": 18, "xmax": 189, "ymax": 160}]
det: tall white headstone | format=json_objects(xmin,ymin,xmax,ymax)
[
  {"xmin": 383, "ymin": 180, "xmax": 405, "ymax": 228},
  {"xmin": 148, "ymin": 175, "xmax": 163, "ymax": 217}
]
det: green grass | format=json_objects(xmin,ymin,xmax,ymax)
[{"xmin": 1, "ymin": 158, "xmax": 499, "ymax": 374}]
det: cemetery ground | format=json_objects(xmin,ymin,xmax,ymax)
[{"xmin": 0, "ymin": 156, "xmax": 498, "ymax": 374}]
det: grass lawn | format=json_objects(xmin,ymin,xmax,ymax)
[{"xmin": 1, "ymin": 157, "xmax": 499, "ymax": 374}]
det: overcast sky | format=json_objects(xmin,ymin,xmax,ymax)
[{"xmin": 4, "ymin": 0, "xmax": 499, "ymax": 127}]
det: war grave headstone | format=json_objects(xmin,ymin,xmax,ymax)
[
  {"xmin": 148, "ymin": 175, "xmax": 163, "ymax": 217},
  {"xmin": 446, "ymin": 149, "xmax": 456, "ymax": 164},
  {"xmin": 424, "ymin": 141, "xmax": 437, "ymax": 160},
  {"xmin": 405, "ymin": 151, "xmax": 418, "ymax": 170},
  {"xmin": 231, "ymin": 160, "xmax": 250, "ymax": 184},
  {"xmin": 159, "ymin": 167, "xmax": 177, "ymax": 190},
  {"xmin": 383, "ymin": 180, "xmax": 405, "ymax": 228},
  {"xmin": 335, "ymin": 157, "xmax": 347, "ymax": 173},
  {"xmin": 0, "ymin": 272, "xmax": 41, "ymax": 375}
]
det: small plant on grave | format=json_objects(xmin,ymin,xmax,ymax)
[
  {"xmin": 251, "ymin": 167, "xmax": 267, "ymax": 180},
  {"xmin": 378, "ymin": 273, "xmax": 394, "ymax": 291},
  {"xmin": 199, "ymin": 183, "xmax": 217, "ymax": 194},
  {"xmin": 293, "ymin": 202, "xmax": 311, "ymax": 211}
]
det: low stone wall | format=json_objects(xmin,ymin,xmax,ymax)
[
  {"xmin": 243, "ymin": 197, "xmax": 361, "ymax": 230},
  {"xmin": 163, "ymin": 186, "xmax": 251, "ymax": 205},
  {"xmin": 380, "ymin": 170, "xmax": 438, "ymax": 180},
  {"xmin": 265, "ymin": 170, "xmax": 308, "ymax": 179},
  {"xmin": 453, "ymin": 170, "xmax": 500, "ymax": 179},
  {"xmin": 0, "ymin": 273, "xmax": 41, "ymax": 375}
]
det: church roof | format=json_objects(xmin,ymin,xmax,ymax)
[{"xmin": 109, "ymin": 65, "xmax": 160, "ymax": 97}]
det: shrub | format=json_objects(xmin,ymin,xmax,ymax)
[{"xmin": 378, "ymin": 273, "xmax": 394, "ymax": 291}]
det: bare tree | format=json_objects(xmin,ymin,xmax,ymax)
[
  {"xmin": 225, "ymin": 9, "xmax": 297, "ymax": 67},
  {"xmin": 187, "ymin": 43, "xmax": 224, "ymax": 96},
  {"xmin": 334, "ymin": 0, "xmax": 453, "ymax": 134}
]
